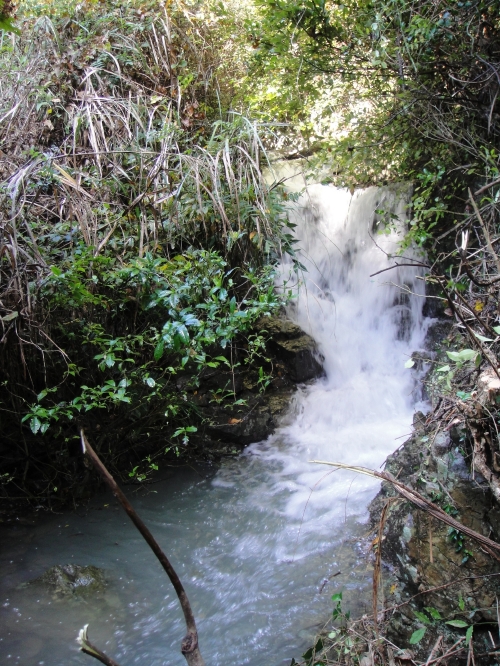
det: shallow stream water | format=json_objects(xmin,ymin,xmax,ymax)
[{"xmin": 0, "ymin": 184, "xmax": 427, "ymax": 666}]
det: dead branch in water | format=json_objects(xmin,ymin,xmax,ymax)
[{"xmin": 79, "ymin": 429, "xmax": 205, "ymax": 666}]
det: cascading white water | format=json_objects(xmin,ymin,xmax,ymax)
[
  {"xmin": 252, "ymin": 184, "xmax": 428, "ymax": 535},
  {"xmin": 0, "ymin": 184, "xmax": 428, "ymax": 666}
]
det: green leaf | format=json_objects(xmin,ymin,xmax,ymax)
[
  {"xmin": 414, "ymin": 610, "xmax": 430, "ymax": 624},
  {"xmin": 466, "ymin": 625, "xmax": 473, "ymax": 643},
  {"xmin": 145, "ymin": 377, "xmax": 156, "ymax": 388},
  {"xmin": 409, "ymin": 627, "xmax": 426, "ymax": 644},
  {"xmin": 30, "ymin": 416, "xmax": 42, "ymax": 435},
  {"xmin": 493, "ymin": 326, "xmax": 500, "ymax": 335},
  {"xmin": 447, "ymin": 349, "xmax": 476, "ymax": 363},
  {"xmin": 404, "ymin": 358, "xmax": 415, "ymax": 368},
  {"xmin": 436, "ymin": 365, "xmax": 450, "ymax": 372},
  {"xmin": 154, "ymin": 340, "xmax": 164, "ymax": 361},
  {"xmin": 425, "ymin": 606, "xmax": 442, "ymax": 620},
  {"xmin": 474, "ymin": 333, "xmax": 493, "ymax": 343},
  {"xmin": 2, "ymin": 311, "xmax": 18, "ymax": 322},
  {"xmin": 302, "ymin": 647, "xmax": 314, "ymax": 660},
  {"xmin": 0, "ymin": 15, "xmax": 20, "ymax": 34},
  {"xmin": 175, "ymin": 324, "xmax": 189, "ymax": 344},
  {"xmin": 445, "ymin": 619, "xmax": 468, "ymax": 628}
]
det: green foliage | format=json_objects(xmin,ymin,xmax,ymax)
[
  {"xmin": 410, "ymin": 604, "xmax": 475, "ymax": 645},
  {"xmin": 0, "ymin": 0, "xmax": 296, "ymax": 505},
  {"xmin": 245, "ymin": 0, "xmax": 500, "ymax": 252},
  {"xmin": 17, "ymin": 248, "xmax": 283, "ymax": 481},
  {"xmin": 409, "ymin": 626, "xmax": 426, "ymax": 645},
  {"xmin": 0, "ymin": 14, "xmax": 19, "ymax": 33}
]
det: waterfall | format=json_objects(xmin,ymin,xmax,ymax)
[
  {"xmin": 247, "ymin": 183, "xmax": 427, "ymax": 538},
  {"xmin": 0, "ymin": 184, "xmax": 428, "ymax": 666}
]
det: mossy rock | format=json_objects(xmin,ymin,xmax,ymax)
[{"xmin": 29, "ymin": 564, "xmax": 107, "ymax": 597}]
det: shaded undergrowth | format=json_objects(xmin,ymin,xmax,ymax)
[{"xmin": 0, "ymin": 0, "xmax": 298, "ymax": 508}]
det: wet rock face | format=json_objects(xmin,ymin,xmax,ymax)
[
  {"xmin": 258, "ymin": 316, "xmax": 324, "ymax": 383},
  {"xmin": 370, "ymin": 431, "xmax": 500, "ymax": 649},
  {"xmin": 190, "ymin": 315, "xmax": 324, "ymax": 452},
  {"xmin": 29, "ymin": 564, "xmax": 107, "ymax": 597}
]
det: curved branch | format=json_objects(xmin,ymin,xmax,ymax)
[
  {"xmin": 80, "ymin": 430, "xmax": 205, "ymax": 666},
  {"xmin": 311, "ymin": 460, "xmax": 500, "ymax": 555}
]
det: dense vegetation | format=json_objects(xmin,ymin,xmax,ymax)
[
  {"xmin": 4, "ymin": 0, "xmax": 500, "ymax": 663},
  {"xmin": 0, "ymin": 0, "xmax": 300, "ymax": 507},
  {"xmin": 3, "ymin": 0, "xmax": 500, "ymax": 526}
]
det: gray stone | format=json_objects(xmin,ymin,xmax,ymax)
[
  {"xmin": 432, "ymin": 431, "xmax": 451, "ymax": 456},
  {"xmin": 424, "ymin": 319, "xmax": 454, "ymax": 350}
]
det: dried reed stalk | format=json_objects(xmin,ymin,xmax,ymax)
[{"xmin": 311, "ymin": 461, "xmax": 500, "ymax": 554}]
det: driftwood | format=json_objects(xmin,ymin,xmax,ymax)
[{"xmin": 78, "ymin": 429, "xmax": 205, "ymax": 666}]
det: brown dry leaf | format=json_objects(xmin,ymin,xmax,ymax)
[
  {"xmin": 474, "ymin": 300, "xmax": 485, "ymax": 312},
  {"xmin": 228, "ymin": 418, "xmax": 242, "ymax": 424}
]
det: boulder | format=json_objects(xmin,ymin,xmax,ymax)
[
  {"xmin": 256, "ymin": 315, "xmax": 324, "ymax": 383},
  {"xmin": 191, "ymin": 315, "xmax": 324, "ymax": 452}
]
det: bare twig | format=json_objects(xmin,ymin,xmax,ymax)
[
  {"xmin": 468, "ymin": 188, "xmax": 500, "ymax": 276},
  {"xmin": 373, "ymin": 499, "xmax": 398, "ymax": 635},
  {"xmin": 474, "ymin": 178, "xmax": 500, "ymax": 198},
  {"xmin": 424, "ymin": 635, "xmax": 443, "ymax": 666},
  {"xmin": 369, "ymin": 261, "xmax": 430, "ymax": 278},
  {"xmin": 77, "ymin": 625, "xmax": 123, "ymax": 666},
  {"xmin": 80, "ymin": 429, "xmax": 205, "ymax": 666}
]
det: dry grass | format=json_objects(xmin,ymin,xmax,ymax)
[{"xmin": 0, "ymin": 2, "xmax": 282, "ymax": 347}]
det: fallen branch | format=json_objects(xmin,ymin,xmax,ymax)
[
  {"xmin": 310, "ymin": 461, "xmax": 500, "ymax": 555},
  {"xmin": 474, "ymin": 178, "xmax": 500, "ymax": 198},
  {"xmin": 80, "ymin": 429, "xmax": 205, "ymax": 666},
  {"xmin": 373, "ymin": 499, "xmax": 399, "ymax": 636},
  {"xmin": 77, "ymin": 625, "xmax": 122, "ymax": 666},
  {"xmin": 424, "ymin": 635, "xmax": 443, "ymax": 666},
  {"xmin": 468, "ymin": 188, "xmax": 500, "ymax": 277}
]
